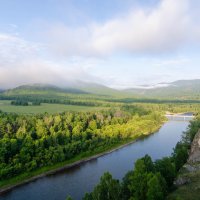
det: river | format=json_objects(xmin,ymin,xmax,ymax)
[{"xmin": 1, "ymin": 119, "xmax": 189, "ymax": 200}]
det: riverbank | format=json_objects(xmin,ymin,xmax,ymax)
[{"xmin": 0, "ymin": 124, "xmax": 163, "ymax": 195}]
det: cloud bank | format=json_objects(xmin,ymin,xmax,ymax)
[
  {"xmin": 44, "ymin": 0, "xmax": 193, "ymax": 57},
  {"xmin": 0, "ymin": 34, "xmax": 97, "ymax": 88},
  {"xmin": 0, "ymin": 0, "xmax": 200, "ymax": 88}
]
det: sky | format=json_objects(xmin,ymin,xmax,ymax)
[{"xmin": 0, "ymin": 0, "xmax": 200, "ymax": 89}]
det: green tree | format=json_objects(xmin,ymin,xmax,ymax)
[
  {"xmin": 129, "ymin": 159, "xmax": 148, "ymax": 200},
  {"xmin": 66, "ymin": 195, "xmax": 73, "ymax": 200},
  {"xmin": 120, "ymin": 171, "xmax": 134, "ymax": 200},
  {"xmin": 155, "ymin": 157, "xmax": 176, "ymax": 187},
  {"xmin": 141, "ymin": 154, "xmax": 155, "ymax": 173},
  {"xmin": 146, "ymin": 173, "xmax": 165, "ymax": 200},
  {"xmin": 172, "ymin": 142, "xmax": 188, "ymax": 171},
  {"xmin": 84, "ymin": 172, "xmax": 121, "ymax": 200}
]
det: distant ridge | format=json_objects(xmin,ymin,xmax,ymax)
[
  {"xmin": 1, "ymin": 79, "xmax": 200, "ymax": 100},
  {"xmin": 122, "ymin": 79, "xmax": 200, "ymax": 99},
  {"xmin": 72, "ymin": 81, "xmax": 123, "ymax": 96},
  {"xmin": 2, "ymin": 82, "xmax": 124, "ymax": 97},
  {"xmin": 4, "ymin": 83, "xmax": 88, "ymax": 95}
]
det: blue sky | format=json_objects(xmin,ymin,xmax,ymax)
[{"xmin": 0, "ymin": 0, "xmax": 200, "ymax": 88}]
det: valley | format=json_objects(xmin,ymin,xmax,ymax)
[
  {"xmin": 1, "ymin": 1, "xmax": 200, "ymax": 199},
  {"xmin": 0, "ymin": 80, "xmax": 200, "ymax": 200}
]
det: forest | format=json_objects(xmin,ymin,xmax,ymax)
[
  {"xmin": 0, "ymin": 105, "xmax": 164, "ymax": 187},
  {"xmin": 10, "ymin": 100, "xmax": 41, "ymax": 106},
  {"xmin": 65, "ymin": 115, "xmax": 200, "ymax": 200},
  {"xmin": 1, "ymin": 87, "xmax": 200, "ymax": 199}
]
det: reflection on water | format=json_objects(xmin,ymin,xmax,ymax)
[{"xmin": 1, "ymin": 120, "xmax": 189, "ymax": 200}]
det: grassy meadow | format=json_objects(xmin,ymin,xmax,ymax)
[{"xmin": 0, "ymin": 100, "xmax": 104, "ymax": 114}]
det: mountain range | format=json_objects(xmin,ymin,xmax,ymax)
[
  {"xmin": 123, "ymin": 79, "xmax": 200, "ymax": 99},
  {"xmin": 1, "ymin": 79, "xmax": 200, "ymax": 100}
]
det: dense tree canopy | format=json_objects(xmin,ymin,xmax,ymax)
[{"xmin": 0, "ymin": 106, "xmax": 164, "ymax": 181}]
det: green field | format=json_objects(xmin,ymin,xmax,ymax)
[{"xmin": 0, "ymin": 100, "xmax": 104, "ymax": 114}]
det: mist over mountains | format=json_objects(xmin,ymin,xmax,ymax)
[{"xmin": 1, "ymin": 79, "xmax": 200, "ymax": 100}]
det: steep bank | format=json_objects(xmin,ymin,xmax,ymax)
[{"xmin": 168, "ymin": 129, "xmax": 200, "ymax": 200}]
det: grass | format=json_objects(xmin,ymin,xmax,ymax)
[
  {"xmin": 167, "ymin": 170, "xmax": 200, "ymax": 200},
  {"xmin": 0, "ymin": 100, "xmax": 104, "ymax": 114}
]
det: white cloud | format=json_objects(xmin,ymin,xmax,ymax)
[
  {"xmin": 91, "ymin": 0, "xmax": 190, "ymax": 54},
  {"xmin": 0, "ymin": 34, "xmax": 41, "ymax": 64},
  {"xmin": 43, "ymin": 0, "xmax": 194, "ymax": 57},
  {"xmin": 154, "ymin": 57, "xmax": 190, "ymax": 67},
  {"xmin": 0, "ymin": 60, "xmax": 95, "ymax": 89},
  {"xmin": 0, "ymin": 33, "xmax": 97, "ymax": 88},
  {"xmin": 0, "ymin": 0, "xmax": 200, "ymax": 89}
]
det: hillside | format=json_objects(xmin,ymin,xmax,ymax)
[
  {"xmin": 2, "ymin": 82, "xmax": 125, "ymax": 98},
  {"xmin": 123, "ymin": 79, "xmax": 200, "ymax": 99},
  {"xmin": 3, "ymin": 84, "xmax": 88, "ymax": 96},
  {"xmin": 72, "ymin": 81, "xmax": 124, "ymax": 96},
  {"xmin": 1, "ymin": 79, "xmax": 200, "ymax": 100}
]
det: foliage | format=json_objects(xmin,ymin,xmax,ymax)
[
  {"xmin": 0, "ymin": 106, "xmax": 163, "ymax": 182},
  {"xmin": 83, "ymin": 172, "xmax": 121, "ymax": 200},
  {"xmin": 11, "ymin": 100, "xmax": 29, "ymax": 106},
  {"xmin": 0, "ymin": 100, "xmax": 105, "ymax": 114},
  {"xmin": 154, "ymin": 157, "xmax": 176, "ymax": 188}
]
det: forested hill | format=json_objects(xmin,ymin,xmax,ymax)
[
  {"xmin": 1, "ymin": 79, "xmax": 200, "ymax": 100},
  {"xmin": 3, "ymin": 84, "xmax": 88, "ymax": 95},
  {"xmin": 2, "ymin": 82, "xmax": 124, "ymax": 97},
  {"xmin": 123, "ymin": 79, "xmax": 200, "ymax": 99},
  {"xmin": 71, "ymin": 81, "xmax": 124, "ymax": 96}
]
